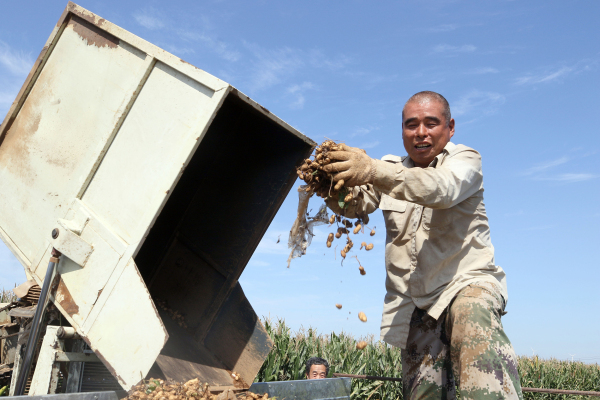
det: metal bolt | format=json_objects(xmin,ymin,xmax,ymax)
[{"xmin": 52, "ymin": 228, "xmax": 59, "ymax": 239}]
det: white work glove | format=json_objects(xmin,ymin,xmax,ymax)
[{"xmin": 322, "ymin": 144, "xmax": 376, "ymax": 187}]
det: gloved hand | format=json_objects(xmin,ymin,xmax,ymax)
[{"xmin": 322, "ymin": 143, "xmax": 376, "ymax": 187}]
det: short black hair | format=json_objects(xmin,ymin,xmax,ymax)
[
  {"xmin": 403, "ymin": 91, "xmax": 452, "ymax": 126},
  {"xmin": 305, "ymin": 356, "xmax": 329, "ymax": 376}
]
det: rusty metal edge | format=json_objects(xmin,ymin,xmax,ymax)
[
  {"xmin": 3, "ymin": 391, "xmax": 128, "ymax": 400},
  {"xmin": 0, "ymin": 2, "xmax": 74, "ymax": 145}
]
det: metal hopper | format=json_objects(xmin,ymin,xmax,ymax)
[{"xmin": 0, "ymin": 2, "xmax": 315, "ymax": 392}]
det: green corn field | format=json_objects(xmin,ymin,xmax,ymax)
[{"xmin": 256, "ymin": 318, "xmax": 600, "ymax": 399}]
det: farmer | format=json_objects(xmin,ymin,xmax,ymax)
[
  {"xmin": 321, "ymin": 91, "xmax": 522, "ymax": 399},
  {"xmin": 305, "ymin": 356, "xmax": 329, "ymax": 380}
]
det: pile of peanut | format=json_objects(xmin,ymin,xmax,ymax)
[{"xmin": 127, "ymin": 378, "xmax": 269, "ymax": 400}]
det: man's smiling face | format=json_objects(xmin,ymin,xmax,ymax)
[{"xmin": 402, "ymin": 100, "xmax": 455, "ymax": 168}]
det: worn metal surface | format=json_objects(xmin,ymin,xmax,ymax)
[
  {"xmin": 55, "ymin": 351, "xmax": 101, "ymax": 363},
  {"xmin": 249, "ymin": 378, "xmax": 352, "ymax": 400},
  {"xmin": 14, "ymin": 251, "xmax": 59, "ymax": 396},
  {"xmin": 0, "ymin": 1, "xmax": 315, "ymax": 392},
  {"xmin": 66, "ymin": 339, "xmax": 85, "ymax": 393},
  {"xmin": 29, "ymin": 326, "xmax": 61, "ymax": 396},
  {"xmin": 3, "ymin": 391, "xmax": 125, "ymax": 400},
  {"xmin": 333, "ymin": 372, "xmax": 403, "ymax": 383}
]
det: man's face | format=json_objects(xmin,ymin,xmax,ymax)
[
  {"xmin": 306, "ymin": 364, "xmax": 327, "ymax": 379},
  {"xmin": 402, "ymin": 100, "xmax": 455, "ymax": 168}
]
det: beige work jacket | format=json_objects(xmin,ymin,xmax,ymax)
[{"xmin": 327, "ymin": 142, "xmax": 507, "ymax": 349}]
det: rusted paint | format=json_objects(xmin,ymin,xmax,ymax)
[
  {"xmin": 68, "ymin": 16, "xmax": 118, "ymax": 49},
  {"xmin": 67, "ymin": 3, "xmax": 107, "ymax": 28},
  {"xmin": 92, "ymin": 288, "xmax": 103, "ymax": 305},
  {"xmin": 226, "ymin": 370, "xmax": 249, "ymax": 390},
  {"xmin": 0, "ymin": 44, "xmax": 48, "ymax": 146},
  {"xmin": 179, "ymin": 58, "xmax": 199, "ymax": 69},
  {"xmin": 55, "ymin": 278, "xmax": 80, "ymax": 316}
]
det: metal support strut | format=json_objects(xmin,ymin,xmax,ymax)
[{"xmin": 13, "ymin": 247, "xmax": 62, "ymax": 396}]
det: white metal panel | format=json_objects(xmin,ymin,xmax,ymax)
[
  {"xmin": 29, "ymin": 326, "xmax": 60, "ymax": 396},
  {"xmin": 82, "ymin": 61, "xmax": 219, "ymax": 244},
  {"xmin": 85, "ymin": 258, "xmax": 167, "ymax": 390},
  {"xmin": 0, "ymin": 16, "xmax": 148, "ymax": 266}
]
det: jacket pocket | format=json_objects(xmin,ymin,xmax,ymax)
[
  {"xmin": 379, "ymin": 194, "xmax": 408, "ymax": 233},
  {"xmin": 422, "ymin": 207, "xmax": 453, "ymax": 230},
  {"xmin": 379, "ymin": 194, "xmax": 407, "ymax": 213}
]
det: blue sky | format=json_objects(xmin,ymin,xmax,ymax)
[{"xmin": 1, "ymin": 1, "xmax": 599, "ymax": 363}]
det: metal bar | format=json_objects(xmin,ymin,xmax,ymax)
[
  {"xmin": 55, "ymin": 351, "xmax": 101, "ymax": 363},
  {"xmin": 333, "ymin": 373, "xmax": 600, "ymax": 397},
  {"xmin": 65, "ymin": 339, "xmax": 85, "ymax": 393},
  {"xmin": 333, "ymin": 373, "xmax": 402, "ymax": 383},
  {"xmin": 13, "ymin": 248, "xmax": 61, "ymax": 396},
  {"xmin": 0, "ymin": 331, "xmax": 22, "ymax": 339},
  {"xmin": 522, "ymin": 388, "xmax": 600, "ymax": 397},
  {"xmin": 3, "ymin": 390, "xmax": 125, "ymax": 400},
  {"xmin": 57, "ymin": 326, "xmax": 80, "ymax": 339}
]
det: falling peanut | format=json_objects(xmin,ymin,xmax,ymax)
[
  {"xmin": 360, "ymin": 241, "xmax": 367, "ymax": 250},
  {"xmin": 356, "ymin": 341, "xmax": 367, "ymax": 350},
  {"xmin": 370, "ymin": 228, "xmax": 376, "ymax": 236},
  {"xmin": 353, "ymin": 224, "xmax": 361, "ymax": 234},
  {"xmin": 327, "ymin": 233, "xmax": 334, "ymax": 242},
  {"xmin": 358, "ymin": 312, "xmax": 367, "ymax": 322},
  {"xmin": 329, "ymin": 214, "xmax": 336, "ymax": 224},
  {"xmin": 341, "ymin": 249, "xmax": 346, "ymax": 259},
  {"xmin": 359, "ymin": 266, "xmax": 366, "ymax": 275},
  {"xmin": 326, "ymin": 241, "xmax": 332, "ymax": 248},
  {"xmin": 335, "ymin": 232, "xmax": 342, "ymax": 239},
  {"xmin": 365, "ymin": 243, "xmax": 374, "ymax": 251},
  {"xmin": 335, "ymin": 304, "xmax": 342, "ymax": 309}
]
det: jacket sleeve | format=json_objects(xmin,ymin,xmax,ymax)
[
  {"xmin": 372, "ymin": 147, "xmax": 483, "ymax": 209},
  {"xmin": 325, "ymin": 183, "xmax": 381, "ymax": 222}
]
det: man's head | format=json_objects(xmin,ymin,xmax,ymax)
[
  {"xmin": 402, "ymin": 91, "xmax": 455, "ymax": 168},
  {"xmin": 305, "ymin": 357, "xmax": 329, "ymax": 379}
]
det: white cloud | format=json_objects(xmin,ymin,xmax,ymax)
[
  {"xmin": 178, "ymin": 30, "xmax": 241, "ymax": 62},
  {"xmin": 467, "ymin": 67, "xmax": 499, "ymax": 74},
  {"xmin": 515, "ymin": 59, "xmax": 598, "ymax": 86},
  {"xmin": 243, "ymin": 43, "xmax": 351, "ymax": 92},
  {"xmin": 520, "ymin": 157, "xmax": 597, "ymax": 183},
  {"xmin": 0, "ymin": 40, "xmax": 33, "ymax": 76},
  {"xmin": 243, "ymin": 43, "xmax": 304, "ymax": 91},
  {"xmin": 452, "ymin": 90, "xmax": 505, "ymax": 117},
  {"xmin": 287, "ymin": 82, "xmax": 316, "ymax": 109},
  {"xmin": 350, "ymin": 126, "xmax": 380, "ymax": 138},
  {"xmin": 307, "ymin": 49, "xmax": 351, "ymax": 70},
  {"xmin": 534, "ymin": 173, "xmax": 597, "ymax": 183},
  {"xmin": 433, "ymin": 44, "xmax": 476, "ymax": 54},
  {"xmin": 359, "ymin": 141, "xmax": 380, "ymax": 149},
  {"xmin": 515, "ymin": 66, "xmax": 573, "ymax": 85},
  {"xmin": 520, "ymin": 157, "xmax": 569, "ymax": 176},
  {"xmin": 133, "ymin": 11, "xmax": 165, "ymax": 30},
  {"xmin": 428, "ymin": 24, "xmax": 458, "ymax": 33}
]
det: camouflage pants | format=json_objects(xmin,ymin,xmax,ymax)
[{"xmin": 401, "ymin": 282, "xmax": 522, "ymax": 400}]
